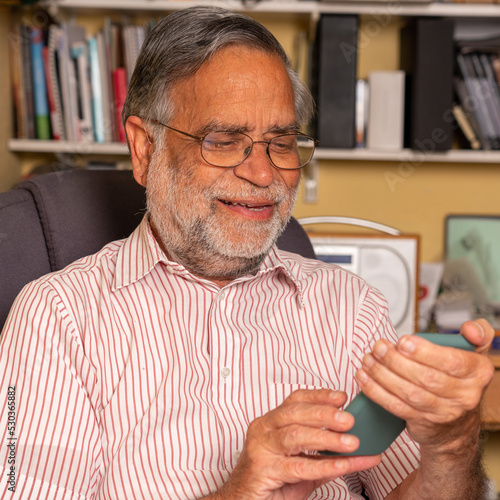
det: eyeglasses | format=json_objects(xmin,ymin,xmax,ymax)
[{"xmin": 151, "ymin": 119, "xmax": 318, "ymax": 170}]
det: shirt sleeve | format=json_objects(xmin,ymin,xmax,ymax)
[
  {"xmin": 0, "ymin": 278, "xmax": 102, "ymax": 499},
  {"xmin": 346, "ymin": 283, "xmax": 421, "ymax": 499}
]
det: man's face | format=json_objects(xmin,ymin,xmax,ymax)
[{"xmin": 146, "ymin": 45, "xmax": 301, "ymax": 283}]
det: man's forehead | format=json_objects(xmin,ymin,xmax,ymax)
[{"xmin": 170, "ymin": 46, "xmax": 296, "ymax": 128}]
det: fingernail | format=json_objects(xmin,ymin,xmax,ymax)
[
  {"xmin": 398, "ymin": 336, "xmax": 415, "ymax": 354},
  {"xmin": 475, "ymin": 321, "xmax": 485, "ymax": 340},
  {"xmin": 363, "ymin": 354, "xmax": 375, "ymax": 369},
  {"xmin": 341, "ymin": 434, "xmax": 357, "ymax": 447},
  {"xmin": 373, "ymin": 341, "xmax": 388, "ymax": 358},
  {"xmin": 356, "ymin": 369, "xmax": 369, "ymax": 385},
  {"xmin": 335, "ymin": 411, "xmax": 351, "ymax": 424}
]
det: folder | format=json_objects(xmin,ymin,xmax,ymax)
[{"xmin": 312, "ymin": 14, "xmax": 358, "ymax": 149}]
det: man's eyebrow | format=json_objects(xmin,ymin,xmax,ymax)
[
  {"xmin": 267, "ymin": 123, "xmax": 301, "ymax": 134},
  {"xmin": 196, "ymin": 121, "xmax": 301, "ymax": 135}
]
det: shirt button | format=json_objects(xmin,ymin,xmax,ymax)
[
  {"xmin": 219, "ymin": 290, "xmax": 226, "ymax": 300},
  {"xmin": 221, "ymin": 367, "xmax": 231, "ymax": 378},
  {"xmin": 234, "ymin": 450, "xmax": 242, "ymax": 462}
]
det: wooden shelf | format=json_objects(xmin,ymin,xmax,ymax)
[
  {"xmin": 41, "ymin": 0, "xmax": 500, "ymax": 18},
  {"xmin": 314, "ymin": 147, "xmax": 500, "ymax": 163},
  {"xmin": 8, "ymin": 139, "xmax": 129, "ymax": 155},
  {"xmin": 10, "ymin": 139, "xmax": 500, "ymax": 163}
]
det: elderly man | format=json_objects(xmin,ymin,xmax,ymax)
[{"xmin": 0, "ymin": 6, "xmax": 494, "ymax": 499}]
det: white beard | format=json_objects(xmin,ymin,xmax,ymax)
[{"xmin": 145, "ymin": 149, "xmax": 299, "ymax": 281}]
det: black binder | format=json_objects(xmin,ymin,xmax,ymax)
[
  {"xmin": 312, "ymin": 14, "xmax": 358, "ymax": 149},
  {"xmin": 400, "ymin": 18, "xmax": 455, "ymax": 151}
]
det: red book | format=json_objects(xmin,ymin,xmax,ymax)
[
  {"xmin": 113, "ymin": 67, "xmax": 127, "ymax": 143},
  {"xmin": 42, "ymin": 45, "xmax": 60, "ymax": 140}
]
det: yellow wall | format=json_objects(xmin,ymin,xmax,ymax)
[
  {"xmin": 1, "ymin": 6, "xmax": 500, "ymax": 493},
  {"xmin": 0, "ymin": 7, "xmax": 21, "ymax": 190},
  {"xmin": 293, "ymin": 160, "xmax": 500, "ymax": 263}
]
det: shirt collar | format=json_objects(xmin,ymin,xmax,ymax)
[
  {"xmin": 113, "ymin": 216, "xmax": 166, "ymax": 291},
  {"xmin": 114, "ymin": 216, "xmax": 304, "ymax": 303}
]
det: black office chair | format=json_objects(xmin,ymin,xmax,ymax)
[{"xmin": 0, "ymin": 169, "xmax": 315, "ymax": 329}]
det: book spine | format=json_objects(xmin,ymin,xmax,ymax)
[
  {"xmin": 97, "ymin": 31, "xmax": 113, "ymax": 142},
  {"xmin": 88, "ymin": 36, "xmax": 105, "ymax": 143},
  {"xmin": 57, "ymin": 24, "xmax": 75, "ymax": 142},
  {"xmin": 21, "ymin": 25, "xmax": 36, "ymax": 140},
  {"xmin": 456, "ymin": 52, "xmax": 498, "ymax": 149},
  {"xmin": 72, "ymin": 41, "xmax": 94, "ymax": 143},
  {"xmin": 47, "ymin": 25, "xmax": 65, "ymax": 141},
  {"xmin": 30, "ymin": 27, "xmax": 51, "ymax": 140},
  {"xmin": 452, "ymin": 104, "xmax": 481, "ymax": 150},
  {"xmin": 8, "ymin": 24, "xmax": 27, "ymax": 139},
  {"xmin": 112, "ymin": 67, "xmax": 127, "ymax": 143},
  {"xmin": 453, "ymin": 76, "xmax": 489, "ymax": 150}
]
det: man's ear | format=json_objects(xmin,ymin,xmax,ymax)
[{"xmin": 125, "ymin": 116, "xmax": 155, "ymax": 187}]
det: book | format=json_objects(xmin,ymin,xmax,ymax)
[
  {"xmin": 400, "ymin": 18, "xmax": 455, "ymax": 151},
  {"xmin": 453, "ymin": 76, "xmax": 489, "ymax": 150},
  {"xmin": 21, "ymin": 24, "xmax": 36, "ymax": 140},
  {"xmin": 452, "ymin": 103, "xmax": 481, "ymax": 150},
  {"xmin": 8, "ymin": 23, "xmax": 28, "ymax": 139},
  {"xmin": 30, "ymin": 27, "xmax": 51, "ymax": 140},
  {"xmin": 88, "ymin": 35, "xmax": 105, "ymax": 143},
  {"xmin": 478, "ymin": 52, "xmax": 500, "ymax": 140},
  {"xmin": 312, "ymin": 14, "xmax": 358, "ymax": 148},
  {"xmin": 96, "ymin": 30, "xmax": 114, "ymax": 142},
  {"xmin": 456, "ymin": 51, "xmax": 500, "ymax": 149},
  {"xmin": 71, "ymin": 41, "xmax": 94, "ymax": 143},
  {"xmin": 103, "ymin": 18, "xmax": 117, "ymax": 142},
  {"xmin": 56, "ymin": 23, "xmax": 75, "ymax": 141},
  {"xmin": 366, "ymin": 71, "xmax": 405, "ymax": 150},
  {"xmin": 44, "ymin": 24, "xmax": 64, "ymax": 140},
  {"xmin": 112, "ymin": 67, "xmax": 127, "ymax": 143}
]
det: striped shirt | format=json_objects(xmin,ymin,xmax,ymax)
[{"xmin": 0, "ymin": 217, "xmax": 419, "ymax": 499}]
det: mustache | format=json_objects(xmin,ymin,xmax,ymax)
[{"xmin": 205, "ymin": 179, "xmax": 289, "ymax": 205}]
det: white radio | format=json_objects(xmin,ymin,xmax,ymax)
[{"xmin": 299, "ymin": 217, "xmax": 420, "ymax": 337}]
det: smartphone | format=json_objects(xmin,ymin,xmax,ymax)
[{"xmin": 321, "ymin": 333, "xmax": 475, "ymax": 456}]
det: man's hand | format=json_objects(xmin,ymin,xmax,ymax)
[
  {"xmin": 356, "ymin": 319, "xmax": 496, "ymax": 499},
  {"xmin": 355, "ymin": 320, "xmax": 494, "ymax": 447},
  {"xmin": 209, "ymin": 389, "xmax": 381, "ymax": 500}
]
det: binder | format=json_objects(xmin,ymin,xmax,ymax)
[
  {"xmin": 400, "ymin": 18, "xmax": 455, "ymax": 151},
  {"xmin": 312, "ymin": 14, "xmax": 358, "ymax": 149}
]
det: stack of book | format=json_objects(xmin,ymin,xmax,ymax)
[
  {"xmin": 10, "ymin": 18, "xmax": 153, "ymax": 143},
  {"xmin": 312, "ymin": 15, "xmax": 500, "ymax": 152},
  {"xmin": 454, "ymin": 48, "xmax": 500, "ymax": 151}
]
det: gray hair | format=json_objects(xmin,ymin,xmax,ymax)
[{"xmin": 122, "ymin": 6, "xmax": 314, "ymax": 135}]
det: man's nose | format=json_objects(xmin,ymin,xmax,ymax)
[{"xmin": 233, "ymin": 142, "xmax": 275, "ymax": 188}]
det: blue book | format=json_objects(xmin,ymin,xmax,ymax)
[
  {"xmin": 88, "ymin": 35, "xmax": 105, "ymax": 143},
  {"xmin": 30, "ymin": 27, "xmax": 51, "ymax": 140}
]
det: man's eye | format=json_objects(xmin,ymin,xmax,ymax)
[
  {"xmin": 270, "ymin": 137, "xmax": 296, "ymax": 153},
  {"xmin": 204, "ymin": 133, "xmax": 243, "ymax": 151}
]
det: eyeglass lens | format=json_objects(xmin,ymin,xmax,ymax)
[{"xmin": 201, "ymin": 132, "xmax": 315, "ymax": 169}]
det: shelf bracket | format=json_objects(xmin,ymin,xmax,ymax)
[{"xmin": 302, "ymin": 158, "xmax": 319, "ymax": 204}]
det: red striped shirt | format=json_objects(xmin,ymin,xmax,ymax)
[{"xmin": 0, "ymin": 217, "xmax": 419, "ymax": 499}]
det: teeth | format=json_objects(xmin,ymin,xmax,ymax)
[{"xmin": 224, "ymin": 201, "xmax": 267, "ymax": 211}]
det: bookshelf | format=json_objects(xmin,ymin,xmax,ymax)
[
  {"xmin": 9, "ymin": 0, "xmax": 500, "ymax": 164},
  {"xmin": 3, "ymin": 2, "xmax": 500, "ymax": 489},
  {"xmin": 40, "ymin": 0, "xmax": 500, "ymax": 18}
]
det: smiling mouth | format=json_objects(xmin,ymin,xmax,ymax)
[{"xmin": 219, "ymin": 200, "xmax": 273, "ymax": 212}]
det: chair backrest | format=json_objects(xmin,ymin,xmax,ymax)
[
  {"xmin": 0, "ymin": 189, "xmax": 52, "ymax": 327},
  {"xmin": 20, "ymin": 169, "xmax": 147, "ymax": 272},
  {"xmin": 0, "ymin": 169, "xmax": 315, "ymax": 330}
]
